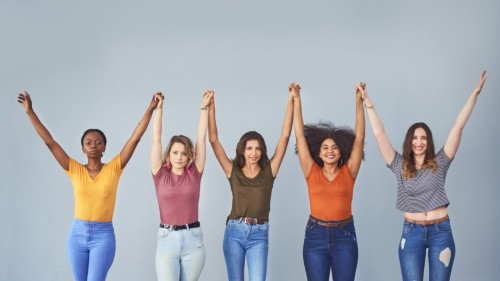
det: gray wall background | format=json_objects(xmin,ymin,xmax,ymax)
[{"xmin": 1, "ymin": 1, "xmax": 499, "ymax": 280}]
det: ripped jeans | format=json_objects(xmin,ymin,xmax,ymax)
[
  {"xmin": 156, "ymin": 226, "xmax": 206, "ymax": 281},
  {"xmin": 399, "ymin": 218, "xmax": 455, "ymax": 281}
]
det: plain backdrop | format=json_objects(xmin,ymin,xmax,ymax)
[{"xmin": 1, "ymin": 1, "xmax": 499, "ymax": 280}]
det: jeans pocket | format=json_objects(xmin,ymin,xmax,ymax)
[
  {"xmin": 402, "ymin": 223, "xmax": 414, "ymax": 234},
  {"xmin": 257, "ymin": 222, "xmax": 269, "ymax": 232},
  {"xmin": 436, "ymin": 220, "xmax": 452, "ymax": 233},
  {"xmin": 190, "ymin": 227, "xmax": 203, "ymax": 237},
  {"xmin": 341, "ymin": 222, "xmax": 356, "ymax": 235},
  {"xmin": 306, "ymin": 221, "xmax": 316, "ymax": 231},
  {"xmin": 158, "ymin": 229, "xmax": 171, "ymax": 239}
]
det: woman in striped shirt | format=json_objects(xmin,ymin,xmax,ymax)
[{"xmin": 360, "ymin": 71, "xmax": 486, "ymax": 281}]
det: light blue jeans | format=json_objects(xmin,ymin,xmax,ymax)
[
  {"xmin": 399, "ymin": 218, "xmax": 455, "ymax": 281},
  {"xmin": 156, "ymin": 226, "xmax": 206, "ymax": 281},
  {"xmin": 67, "ymin": 219, "xmax": 116, "ymax": 281},
  {"xmin": 223, "ymin": 219, "xmax": 269, "ymax": 281}
]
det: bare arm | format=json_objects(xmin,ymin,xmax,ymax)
[
  {"xmin": 194, "ymin": 90, "xmax": 214, "ymax": 173},
  {"xmin": 121, "ymin": 93, "xmax": 161, "ymax": 169},
  {"xmin": 269, "ymin": 85, "xmax": 294, "ymax": 177},
  {"xmin": 18, "ymin": 92, "xmax": 70, "ymax": 170},
  {"xmin": 444, "ymin": 70, "xmax": 486, "ymax": 159},
  {"xmin": 207, "ymin": 93, "xmax": 233, "ymax": 178},
  {"xmin": 347, "ymin": 83, "xmax": 366, "ymax": 179},
  {"xmin": 291, "ymin": 83, "xmax": 315, "ymax": 177},
  {"xmin": 358, "ymin": 84, "xmax": 396, "ymax": 165},
  {"xmin": 150, "ymin": 93, "xmax": 165, "ymax": 175}
]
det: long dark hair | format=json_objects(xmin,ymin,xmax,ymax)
[
  {"xmin": 402, "ymin": 122, "xmax": 437, "ymax": 179},
  {"xmin": 296, "ymin": 121, "xmax": 363, "ymax": 168},
  {"xmin": 233, "ymin": 131, "xmax": 269, "ymax": 168}
]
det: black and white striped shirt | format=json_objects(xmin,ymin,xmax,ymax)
[{"xmin": 388, "ymin": 148, "xmax": 452, "ymax": 213}]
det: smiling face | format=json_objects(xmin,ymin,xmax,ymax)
[
  {"xmin": 243, "ymin": 139, "xmax": 262, "ymax": 165},
  {"xmin": 82, "ymin": 131, "xmax": 106, "ymax": 159},
  {"xmin": 168, "ymin": 142, "xmax": 189, "ymax": 170},
  {"xmin": 412, "ymin": 127, "xmax": 428, "ymax": 157},
  {"xmin": 319, "ymin": 138, "xmax": 341, "ymax": 165}
]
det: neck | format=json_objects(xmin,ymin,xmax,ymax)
[
  {"xmin": 413, "ymin": 155, "xmax": 425, "ymax": 168},
  {"xmin": 171, "ymin": 167, "xmax": 184, "ymax": 175},
  {"xmin": 322, "ymin": 163, "xmax": 339, "ymax": 173}
]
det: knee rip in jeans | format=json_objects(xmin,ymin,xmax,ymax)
[
  {"xmin": 439, "ymin": 247, "xmax": 452, "ymax": 267},
  {"xmin": 400, "ymin": 238, "xmax": 406, "ymax": 250}
]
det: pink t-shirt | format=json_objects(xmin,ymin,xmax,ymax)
[{"xmin": 152, "ymin": 162, "xmax": 202, "ymax": 225}]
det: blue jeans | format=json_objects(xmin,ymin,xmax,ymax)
[
  {"xmin": 223, "ymin": 219, "xmax": 269, "ymax": 281},
  {"xmin": 399, "ymin": 218, "xmax": 455, "ymax": 281},
  {"xmin": 156, "ymin": 226, "xmax": 206, "ymax": 281},
  {"xmin": 303, "ymin": 217, "xmax": 358, "ymax": 281},
  {"xmin": 67, "ymin": 219, "xmax": 116, "ymax": 281}
]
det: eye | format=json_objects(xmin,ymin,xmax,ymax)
[
  {"xmin": 181, "ymin": 152, "xmax": 187, "ymax": 156},
  {"xmin": 85, "ymin": 141, "xmax": 90, "ymax": 145},
  {"xmin": 96, "ymin": 141, "xmax": 102, "ymax": 145}
]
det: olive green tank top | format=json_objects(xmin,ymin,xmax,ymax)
[{"xmin": 227, "ymin": 163, "xmax": 275, "ymax": 221}]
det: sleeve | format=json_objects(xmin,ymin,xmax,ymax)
[
  {"xmin": 387, "ymin": 151, "xmax": 403, "ymax": 175},
  {"xmin": 436, "ymin": 147, "xmax": 452, "ymax": 172},
  {"xmin": 110, "ymin": 155, "xmax": 124, "ymax": 176},
  {"xmin": 65, "ymin": 157, "xmax": 79, "ymax": 176}
]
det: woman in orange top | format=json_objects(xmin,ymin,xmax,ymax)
[
  {"xmin": 17, "ymin": 91, "xmax": 161, "ymax": 281},
  {"xmin": 291, "ymin": 82, "xmax": 365, "ymax": 281}
]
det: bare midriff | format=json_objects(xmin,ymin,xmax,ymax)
[{"xmin": 404, "ymin": 206, "xmax": 448, "ymax": 221}]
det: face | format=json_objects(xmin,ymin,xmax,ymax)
[
  {"xmin": 244, "ymin": 140, "xmax": 262, "ymax": 165},
  {"xmin": 169, "ymin": 142, "xmax": 189, "ymax": 170},
  {"xmin": 412, "ymin": 127, "xmax": 428, "ymax": 157},
  {"xmin": 82, "ymin": 132, "xmax": 106, "ymax": 159},
  {"xmin": 319, "ymin": 138, "xmax": 341, "ymax": 165}
]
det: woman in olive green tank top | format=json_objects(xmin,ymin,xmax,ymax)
[{"xmin": 207, "ymin": 88, "xmax": 294, "ymax": 281}]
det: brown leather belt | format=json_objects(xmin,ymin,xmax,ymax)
[
  {"xmin": 405, "ymin": 215, "xmax": 449, "ymax": 226},
  {"xmin": 239, "ymin": 217, "xmax": 267, "ymax": 225},
  {"xmin": 308, "ymin": 215, "xmax": 353, "ymax": 228}
]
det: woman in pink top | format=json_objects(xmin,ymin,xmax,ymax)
[{"xmin": 150, "ymin": 90, "xmax": 213, "ymax": 281}]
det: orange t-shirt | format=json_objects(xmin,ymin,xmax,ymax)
[{"xmin": 306, "ymin": 163, "xmax": 354, "ymax": 221}]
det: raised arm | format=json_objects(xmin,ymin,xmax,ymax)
[
  {"xmin": 18, "ymin": 91, "xmax": 70, "ymax": 170},
  {"xmin": 207, "ymin": 93, "xmax": 233, "ymax": 178},
  {"xmin": 194, "ymin": 90, "xmax": 213, "ymax": 173},
  {"xmin": 121, "ymin": 92, "xmax": 161, "ymax": 169},
  {"xmin": 358, "ymin": 84, "xmax": 396, "ymax": 165},
  {"xmin": 444, "ymin": 70, "xmax": 486, "ymax": 159},
  {"xmin": 347, "ymin": 83, "xmax": 366, "ymax": 179},
  {"xmin": 291, "ymin": 83, "xmax": 315, "ymax": 177},
  {"xmin": 269, "ymin": 84, "xmax": 295, "ymax": 177},
  {"xmin": 150, "ymin": 93, "xmax": 165, "ymax": 175}
]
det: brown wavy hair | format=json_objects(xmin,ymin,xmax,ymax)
[
  {"xmin": 402, "ymin": 122, "xmax": 437, "ymax": 179},
  {"xmin": 233, "ymin": 131, "xmax": 269, "ymax": 168}
]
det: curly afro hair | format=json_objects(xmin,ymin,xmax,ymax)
[{"xmin": 295, "ymin": 121, "xmax": 364, "ymax": 168}]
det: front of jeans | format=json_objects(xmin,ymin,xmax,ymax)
[
  {"xmin": 303, "ymin": 218, "xmax": 358, "ymax": 281},
  {"xmin": 67, "ymin": 219, "xmax": 116, "ymax": 281},
  {"xmin": 156, "ymin": 226, "xmax": 206, "ymax": 281},
  {"xmin": 399, "ymin": 218, "xmax": 455, "ymax": 281},
  {"xmin": 223, "ymin": 219, "xmax": 269, "ymax": 281}
]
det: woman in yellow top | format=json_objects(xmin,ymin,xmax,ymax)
[{"xmin": 17, "ymin": 91, "xmax": 162, "ymax": 281}]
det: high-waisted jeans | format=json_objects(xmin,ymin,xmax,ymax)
[
  {"xmin": 156, "ymin": 226, "xmax": 206, "ymax": 281},
  {"xmin": 223, "ymin": 219, "xmax": 269, "ymax": 281},
  {"xmin": 67, "ymin": 219, "xmax": 116, "ymax": 281},
  {"xmin": 303, "ymin": 217, "xmax": 358, "ymax": 281},
  {"xmin": 399, "ymin": 218, "xmax": 455, "ymax": 281}
]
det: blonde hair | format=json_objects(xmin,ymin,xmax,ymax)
[{"xmin": 163, "ymin": 135, "xmax": 195, "ymax": 164}]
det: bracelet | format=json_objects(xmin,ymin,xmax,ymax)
[
  {"xmin": 201, "ymin": 107, "xmax": 208, "ymax": 111},
  {"xmin": 138, "ymin": 122, "xmax": 144, "ymax": 128},
  {"xmin": 365, "ymin": 104, "xmax": 374, "ymax": 109}
]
